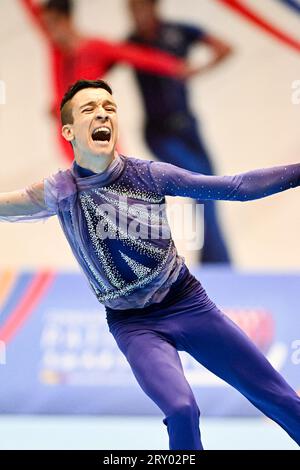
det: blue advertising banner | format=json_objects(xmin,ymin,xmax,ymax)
[{"xmin": 0, "ymin": 267, "xmax": 299, "ymax": 416}]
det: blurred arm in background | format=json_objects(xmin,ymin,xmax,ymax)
[
  {"xmin": 20, "ymin": 0, "xmax": 190, "ymax": 77},
  {"xmin": 20, "ymin": 0, "xmax": 51, "ymax": 38},
  {"xmin": 187, "ymin": 33, "xmax": 233, "ymax": 78}
]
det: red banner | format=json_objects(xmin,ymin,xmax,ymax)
[{"xmin": 216, "ymin": 0, "xmax": 300, "ymax": 53}]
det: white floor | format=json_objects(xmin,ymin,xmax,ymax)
[{"xmin": 0, "ymin": 416, "xmax": 298, "ymax": 450}]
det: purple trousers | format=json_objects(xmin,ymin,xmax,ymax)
[{"xmin": 107, "ymin": 271, "xmax": 300, "ymax": 449}]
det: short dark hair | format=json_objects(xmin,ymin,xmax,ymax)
[
  {"xmin": 42, "ymin": 0, "xmax": 73, "ymax": 16},
  {"xmin": 60, "ymin": 79, "xmax": 113, "ymax": 125}
]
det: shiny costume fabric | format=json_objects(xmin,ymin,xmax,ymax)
[{"xmin": 2, "ymin": 155, "xmax": 300, "ymax": 448}]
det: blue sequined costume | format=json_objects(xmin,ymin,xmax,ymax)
[
  {"xmin": 40, "ymin": 154, "xmax": 300, "ymax": 310},
  {"xmin": 5, "ymin": 154, "xmax": 300, "ymax": 449}
]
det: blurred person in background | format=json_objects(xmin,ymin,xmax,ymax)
[
  {"xmin": 20, "ymin": 0, "xmax": 194, "ymax": 162},
  {"xmin": 0, "ymin": 78, "xmax": 299, "ymax": 450},
  {"xmin": 127, "ymin": 0, "xmax": 233, "ymax": 264}
]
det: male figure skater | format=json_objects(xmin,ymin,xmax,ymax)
[
  {"xmin": 0, "ymin": 79, "xmax": 299, "ymax": 450},
  {"xmin": 20, "ymin": 0, "xmax": 191, "ymax": 162},
  {"xmin": 127, "ymin": 0, "xmax": 233, "ymax": 263}
]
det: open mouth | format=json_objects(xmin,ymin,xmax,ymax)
[{"xmin": 91, "ymin": 126, "xmax": 111, "ymax": 142}]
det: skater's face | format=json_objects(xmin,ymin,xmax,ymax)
[{"xmin": 62, "ymin": 87, "xmax": 119, "ymax": 160}]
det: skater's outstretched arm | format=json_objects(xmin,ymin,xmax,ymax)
[
  {"xmin": 149, "ymin": 161, "xmax": 300, "ymax": 201},
  {"xmin": 0, "ymin": 180, "xmax": 55, "ymax": 222}
]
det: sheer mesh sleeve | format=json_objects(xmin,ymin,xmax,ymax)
[
  {"xmin": 0, "ymin": 177, "xmax": 57, "ymax": 223},
  {"xmin": 0, "ymin": 169, "xmax": 77, "ymax": 223}
]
